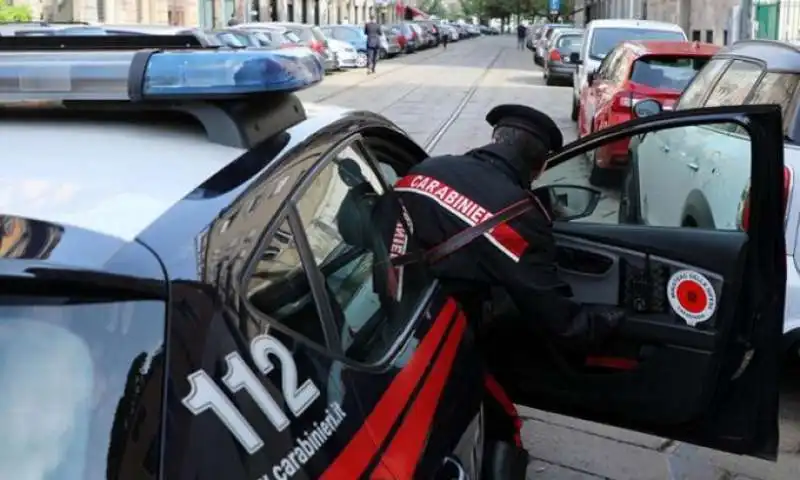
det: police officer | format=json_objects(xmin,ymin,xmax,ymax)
[{"xmin": 389, "ymin": 104, "xmax": 625, "ymax": 476}]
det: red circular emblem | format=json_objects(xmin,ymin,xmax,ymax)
[{"xmin": 675, "ymin": 280, "xmax": 709, "ymax": 314}]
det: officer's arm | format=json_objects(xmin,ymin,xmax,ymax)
[{"xmin": 488, "ymin": 211, "xmax": 616, "ymax": 348}]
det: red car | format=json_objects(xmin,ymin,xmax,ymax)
[{"xmin": 577, "ymin": 40, "xmax": 719, "ymax": 185}]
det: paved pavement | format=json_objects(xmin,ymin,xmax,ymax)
[{"xmin": 298, "ymin": 36, "xmax": 800, "ymax": 480}]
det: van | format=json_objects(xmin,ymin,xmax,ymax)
[{"xmin": 570, "ymin": 19, "xmax": 687, "ymax": 121}]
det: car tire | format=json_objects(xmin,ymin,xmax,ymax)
[
  {"xmin": 356, "ymin": 52, "xmax": 368, "ymax": 68},
  {"xmin": 587, "ymin": 149, "xmax": 613, "ymax": 187},
  {"xmin": 571, "ymin": 96, "xmax": 579, "ymax": 122},
  {"xmin": 545, "ymin": 71, "xmax": 555, "ymax": 86},
  {"xmin": 618, "ymin": 157, "xmax": 642, "ymax": 224}
]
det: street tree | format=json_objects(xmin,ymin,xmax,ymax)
[{"xmin": 0, "ymin": 4, "xmax": 33, "ymax": 22}]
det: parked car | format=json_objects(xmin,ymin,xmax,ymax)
[
  {"xmin": 543, "ymin": 28, "xmax": 584, "ymax": 86},
  {"xmin": 441, "ymin": 24, "xmax": 459, "ymax": 42},
  {"xmin": 578, "ymin": 40, "xmax": 718, "ymax": 185},
  {"xmin": 380, "ymin": 25, "xmax": 403, "ymax": 57},
  {"xmin": 233, "ymin": 23, "xmax": 305, "ymax": 49},
  {"xmin": 96, "ymin": 25, "xmax": 230, "ymax": 47},
  {"xmin": 412, "ymin": 21, "xmax": 438, "ymax": 48},
  {"xmin": 534, "ymin": 23, "xmax": 575, "ymax": 65},
  {"xmin": 617, "ymin": 39, "xmax": 800, "ymax": 357},
  {"xmin": 408, "ymin": 23, "xmax": 428, "ymax": 49},
  {"xmin": 411, "ymin": 20, "xmax": 439, "ymax": 48},
  {"xmin": 327, "ymin": 37, "xmax": 359, "ymax": 69},
  {"xmin": 391, "ymin": 22, "xmax": 418, "ymax": 52},
  {"xmin": 320, "ymin": 25, "xmax": 370, "ymax": 68},
  {"xmin": 268, "ymin": 22, "xmax": 336, "ymax": 72},
  {"xmin": 570, "ymin": 19, "xmax": 688, "ymax": 121}
]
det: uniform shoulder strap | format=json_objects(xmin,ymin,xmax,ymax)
[{"xmin": 391, "ymin": 196, "xmax": 536, "ymax": 267}]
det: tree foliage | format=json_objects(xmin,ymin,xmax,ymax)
[
  {"xmin": 0, "ymin": 4, "xmax": 33, "ymax": 22},
  {"xmin": 469, "ymin": 0, "xmax": 576, "ymax": 21}
]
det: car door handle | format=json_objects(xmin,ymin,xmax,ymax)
[{"xmin": 687, "ymin": 162, "xmax": 699, "ymax": 171}]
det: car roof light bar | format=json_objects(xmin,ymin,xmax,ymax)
[{"xmin": 0, "ymin": 46, "xmax": 324, "ymax": 102}]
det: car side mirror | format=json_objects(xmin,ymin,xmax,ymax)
[
  {"xmin": 531, "ymin": 184, "xmax": 601, "ymax": 222},
  {"xmin": 569, "ymin": 52, "xmax": 581, "ymax": 64},
  {"xmin": 586, "ymin": 70, "xmax": 596, "ymax": 86},
  {"xmin": 633, "ymin": 99, "xmax": 663, "ymax": 118}
]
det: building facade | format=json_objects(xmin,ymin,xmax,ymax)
[
  {"xmin": 20, "ymin": 0, "xmax": 401, "ymax": 28},
  {"xmin": 572, "ymin": 0, "xmax": 739, "ymax": 46}
]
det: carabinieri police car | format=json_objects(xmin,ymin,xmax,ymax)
[{"xmin": 0, "ymin": 33, "xmax": 790, "ymax": 480}]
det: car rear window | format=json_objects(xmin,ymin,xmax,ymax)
[
  {"xmin": 590, "ymin": 28, "xmax": 686, "ymax": 60},
  {"xmin": 556, "ymin": 34, "xmax": 582, "ymax": 50},
  {"xmin": 630, "ymin": 55, "xmax": 711, "ymax": 91}
]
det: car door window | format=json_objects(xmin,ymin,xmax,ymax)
[
  {"xmin": 746, "ymin": 72, "xmax": 800, "ymax": 136},
  {"xmin": 597, "ymin": 47, "xmax": 621, "ymax": 80},
  {"xmin": 676, "ymin": 58, "xmax": 729, "ymax": 109},
  {"xmin": 545, "ymin": 118, "xmax": 754, "ymax": 231},
  {"xmin": 290, "ymin": 142, "xmax": 431, "ymax": 364},
  {"xmin": 703, "ymin": 60, "xmax": 763, "ymax": 107}
]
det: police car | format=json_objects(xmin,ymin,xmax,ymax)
[{"xmin": 0, "ymin": 33, "xmax": 789, "ymax": 479}]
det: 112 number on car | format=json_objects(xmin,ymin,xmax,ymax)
[{"xmin": 181, "ymin": 334, "xmax": 320, "ymax": 454}]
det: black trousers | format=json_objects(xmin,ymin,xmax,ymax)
[
  {"xmin": 517, "ymin": 37, "xmax": 525, "ymax": 49},
  {"xmin": 366, "ymin": 47, "xmax": 378, "ymax": 72}
]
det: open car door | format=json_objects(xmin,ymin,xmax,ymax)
[{"xmin": 485, "ymin": 105, "xmax": 786, "ymax": 460}]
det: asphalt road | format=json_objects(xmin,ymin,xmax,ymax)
[{"xmin": 298, "ymin": 36, "xmax": 800, "ymax": 480}]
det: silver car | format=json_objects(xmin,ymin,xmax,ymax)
[{"xmin": 327, "ymin": 38, "xmax": 359, "ymax": 68}]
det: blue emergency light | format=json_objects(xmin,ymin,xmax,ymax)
[{"xmin": 0, "ymin": 48, "xmax": 325, "ymax": 102}]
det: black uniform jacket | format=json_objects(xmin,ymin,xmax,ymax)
[{"xmin": 392, "ymin": 144, "xmax": 599, "ymax": 344}]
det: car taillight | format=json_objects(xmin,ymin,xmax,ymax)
[
  {"xmin": 309, "ymin": 40, "xmax": 324, "ymax": 52},
  {"xmin": 549, "ymin": 49, "xmax": 561, "ymax": 61},
  {"xmin": 611, "ymin": 92, "xmax": 644, "ymax": 113},
  {"xmin": 737, "ymin": 166, "xmax": 793, "ymax": 231}
]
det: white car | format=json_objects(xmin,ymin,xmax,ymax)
[
  {"xmin": 327, "ymin": 38, "xmax": 359, "ymax": 69},
  {"xmin": 570, "ymin": 19, "xmax": 687, "ymax": 121},
  {"xmin": 620, "ymin": 39, "xmax": 800, "ymax": 356}
]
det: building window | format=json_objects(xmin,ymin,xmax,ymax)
[
  {"xmin": 724, "ymin": 29, "xmax": 729, "ymax": 45},
  {"xmin": 706, "ymin": 30, "xmax": 713, "ymax": 43},
  {"xmin": 692, "ymin": 30, "xmax": 701, "ymax": 41},
  {"xmin": 641, "ymin": 0, "xmax": 647, "ymax": 19}
]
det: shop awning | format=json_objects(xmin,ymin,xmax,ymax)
[{"xmin": 409, "ymin": 6, "xmax": 429, "ymax": 18}]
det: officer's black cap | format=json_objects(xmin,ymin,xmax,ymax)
[{"xmin": 485, "ymin": 104, "xmax": 563, "ymax": 152}]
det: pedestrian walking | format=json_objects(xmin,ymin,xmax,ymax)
[
  {"xmin": 364, "ymin": 15, "xmax": 381, "ymax": 74},
  {"xmin": 441, "ymin": 27, "xmax": 449, "ymax": 49},
  {"xmin": 516, "ymin": 23, "xmax": 527, "ymax": 50}
]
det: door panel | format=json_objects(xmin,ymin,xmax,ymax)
[{"xmin": 493, "ymin": 105, "xmax": 786, "ymax": 459}]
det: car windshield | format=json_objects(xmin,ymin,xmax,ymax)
[
  {"xmin": 0, "ymin": 296, "xmax": 165, "ymax": 480},
  {"xmin": 556, "ymin": 34, "xmax": 582, "ymax": 51},
  {"xmin": 631, "ymin": 55, "xmax": 711, "ymax": 91},
  {"xmin": 590, "ymin": 28, "xmax": 685, "ymax": 60}
]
